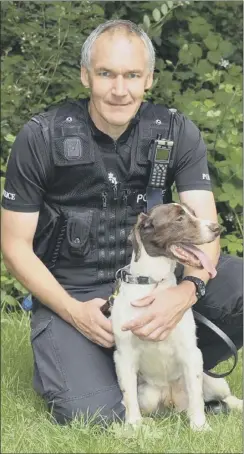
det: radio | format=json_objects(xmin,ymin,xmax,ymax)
[{"xmin": 148, "ymin": 136, "xmax": 173, "ymax": 188}]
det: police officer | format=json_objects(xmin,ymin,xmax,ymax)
[{"xmin": 1, "ymin": 20, "xmax": 242, "ymax": 425}]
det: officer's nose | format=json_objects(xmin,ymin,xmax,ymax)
[{"xmin": 111, "ymin": 75, "xmax": 128, "ymax": 97}]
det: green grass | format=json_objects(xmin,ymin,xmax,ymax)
[{"xmin": 1, "ymin": 311, "xmax": 243, "ymax": 454}]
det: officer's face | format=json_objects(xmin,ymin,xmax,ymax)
[{"xmin": 81, "ymin": 30, "xmax": 153, "ymax": 132}]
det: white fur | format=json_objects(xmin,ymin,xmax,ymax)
[{"xmin": 112, "ymin": 243, "xmax": 242, "ymax": 431}]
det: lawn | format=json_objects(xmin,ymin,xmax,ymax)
[{"xmin": 1, "ymin": 311, "xmax": 243, "ymax": 454}]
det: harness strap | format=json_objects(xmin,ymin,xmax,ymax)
[
  {"xmin": 146, "ymin": 187, "xmax": 165, "ymax": 211},
  {"xmin": 193, "ymin": 310, "xmax": 238, "ymax": 378}
]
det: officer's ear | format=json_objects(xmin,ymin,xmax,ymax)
[
  {"xmin": 145, "ymin": 72, "xmax": 153, "ymax": 91},
  {"xmin": 81, "ymin": 66, "xmax": 90, "ymax": 88}
]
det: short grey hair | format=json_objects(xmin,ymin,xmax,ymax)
[{"xmin": 80, "ymin": 19, "xmax": 155, "ymax": 72}]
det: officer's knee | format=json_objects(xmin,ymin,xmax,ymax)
[{"xmin": 49, "ymin": 393, "xmax": 125, "ymax": 426}]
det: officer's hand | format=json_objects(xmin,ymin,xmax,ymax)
[
  {"xmin": 122, "ymin": 283, "xmax": 196, "ymax": 342},
  {"xmin": 70, "ymin": 298, "xmax": 115, "ymax": 348}
]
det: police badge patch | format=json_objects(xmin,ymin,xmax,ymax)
[{"xmin": 108, "ymin": 172, "xmax": 118, "ymax": 186}]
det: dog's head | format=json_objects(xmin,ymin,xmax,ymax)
[{"xmin": 129, "ymin": 203, "xmax": 221, "ymax": 277}]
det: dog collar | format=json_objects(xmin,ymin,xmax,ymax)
[{"xmin": 115, "ymin": 265, "xmax": 159, "ymax": 285}]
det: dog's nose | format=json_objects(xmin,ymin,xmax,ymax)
[{"xmin": 209, "ymin": 223, "xmax": 221, "ymax": 235}]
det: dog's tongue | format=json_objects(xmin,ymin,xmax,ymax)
[{"xmin": 182, "ymin": 245, "xmax": 217, "ymax": 278}]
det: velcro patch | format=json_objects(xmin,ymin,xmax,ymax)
[{"xmin": 64, "ymin": 137, "xmax": 82, "ymax": 159}]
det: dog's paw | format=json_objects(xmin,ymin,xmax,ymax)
[
  {"xmin": 126, "ymin": 417, "xmax": 143, "ymax": 428},
  {"xmin": 234, "ymin": 399, "xmax": 243, "ymax": 412},
  {"xmin": 108, "ymin": 422, "xmax": 137, "ymax": 439},
  {"xmin": 224, "ymin": 396, "xmax": 243, "ymax": 412},
  {"xmin": 190, "ymin": 420, "xmax": 212, "ymax": 432}
]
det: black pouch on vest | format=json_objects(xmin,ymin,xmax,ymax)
[{"xmin": 65, "ymin": 210, "xmax": 94, "ymax": 258}]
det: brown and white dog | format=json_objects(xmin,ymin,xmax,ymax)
[{"xmin": 111, "ymin": 203, "xmax": 242, "ymax": 431}]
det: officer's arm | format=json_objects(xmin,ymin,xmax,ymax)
[
  {"xmin": 179, "ymin": 189, "xmax": 220, "ymax": 284},
  {"xmin": 1, "ymin": 208, "xmax": 77, "ymax": 322}
]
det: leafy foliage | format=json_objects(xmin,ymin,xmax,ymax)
[
  {"xmin": 1, "ymin": 0, "xmax": 104, "ymax": 161},
  {"xmin": 1, "ymin": 1, "xmax": 243, "ymax": 308},
  {"xmin": 139, "ymin": 1, "xmax": 243, "ymax": 257}
]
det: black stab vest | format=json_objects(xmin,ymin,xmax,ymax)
[{"xmin": 32, "ymin": 99, "xmax": 175, "ymax": 291}]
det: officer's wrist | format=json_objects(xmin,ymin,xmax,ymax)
[
  {"xmin": 179, "ymin": 280, "xmax": 198, "ymax": 307},
  {"xmin": 62, "ymin": 296, "xmax": 83, "ymax": 325}
]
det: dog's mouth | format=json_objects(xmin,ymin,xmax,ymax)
[{"xmin": 173, "ymin": 244, "xmax": 217, "ymax": 278}]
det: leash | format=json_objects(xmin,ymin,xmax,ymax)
[
  {"xmin": 101, "ymin": 285, "xmax": 120, "ymax": 315},
  {"xmin": 193, "ymin": 310, "xmax": 238, "ymax": 378}
]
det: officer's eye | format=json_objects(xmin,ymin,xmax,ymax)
[
  {"xmin": 127, "ymin": 73, "xmax": 140, "ymax": 79},
  {"xmin": 99, "ymin": 71, "xmax": 111, "ymax": 77}
]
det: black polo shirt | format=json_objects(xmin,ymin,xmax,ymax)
[{"xmin": 2, "ymin": 100, "xmax": 212, "ymax": 212}]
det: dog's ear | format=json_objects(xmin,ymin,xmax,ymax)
[
  {"xmin": 169, "ymin": 244, "xmax": 203, "ymax": 268},
  {"xmin": 128, "ymin": 227, "xmax": 141, "ymax": 262},
  {"xmin": 138, "ymin": 212, "xmax": 154, "ymax": 232}
]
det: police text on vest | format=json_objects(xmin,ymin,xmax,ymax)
[
  {"xmin": 137, "ymin": 193, "xmax": 147, "ymax": 203},
  {"xmin": 3, "ymin": 190, "xmax": 16, "ymax": 200},
  {"xmin": 202, "ymin": 173, "xmax": 210, "ymax": 180}
]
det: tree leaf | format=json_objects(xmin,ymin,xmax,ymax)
[
  {"xmin": 143, "ymin": 14, "xmax": 151, "ymax": 29},
  {"xmin": 195, "ymin": 59, "xmax": 213, "ymax": 75},
  {"xmin": 5, "ymin": 133, "xmax": 15, "ymax": 143},
  {"xmin": 219, "ymin": 40, "xmax": 233, "ymax": 57},
  {"xmin": 207, "ymin": 50, "xmax": 222, "ymax": 64},
  {"xmin": 189, "ymin": 17, "xmax": 210, "ymax": 37},
  {"xmin": 152, "ymin": 8, "xmax": 161, "ymax": 22},
  {"xmin": 14, "ymin": 281, "xmax": 28, "ymax": 293},
  {"xmin": 3, "ymin": 295, "xmax": 19, "ymax": 306},
  {"xmin": 178, "ymin": 48, "xmax": 193, "ymax": 65},
  {"xmin": 204, "ymin": 35, "xmax": 219, "ymax": 51},
  {"xmin": 161, "ymin": 4, "xmax": 168, "ymax": 16},
  {"xmin": 218, "ymin": 193, "xmax": 230, "ymax": 202},
  {"xmin": 189, "ymin": 43, "xmax": 202, "ymax": 59}
]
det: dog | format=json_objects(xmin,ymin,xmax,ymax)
[{"xmin": 111, "ymin": 203, "xmax": 242, "ymax": 431}]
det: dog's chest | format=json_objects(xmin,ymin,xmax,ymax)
[
  {"xmin": 112, "ymin": 281, "xmax": 196, "ymax": 386},
  {"xmin": 136, "ymin": 335, "xmax": 183, "ymax": 384}
]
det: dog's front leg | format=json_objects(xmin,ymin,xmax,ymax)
[
  {"xmin": 182, "ymin": 347, "xmax": 211, "ymax": 431},
  {"xmin": 114, "ymin": 348, "xmax": 142, "ymax": 426}
]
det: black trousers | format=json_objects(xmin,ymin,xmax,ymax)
[{"xmin": 30, "ymin": 254, "xmax": 243, "ymax": 425}]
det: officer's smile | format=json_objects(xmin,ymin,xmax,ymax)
[{"xmin": 108, "ymin": 103, "xmax": 131, "ymax": 107}]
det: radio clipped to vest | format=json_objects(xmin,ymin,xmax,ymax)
[
  {"xmin": 146, "ymin": 108, "xmax": 176, "ymax": 211},
  {"xmin": 148, "ymin": 135, "xmax": 173, "ymax": 189}
]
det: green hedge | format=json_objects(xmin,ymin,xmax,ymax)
[{"xmin": 1, "ymin": 1, "xmax": 242, "ymax": 309}]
